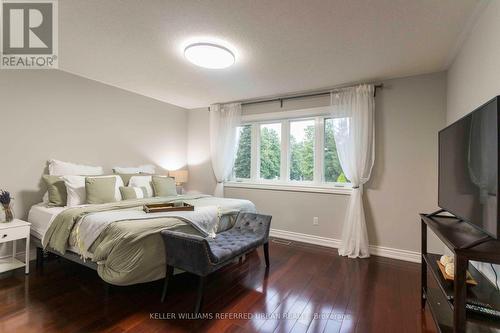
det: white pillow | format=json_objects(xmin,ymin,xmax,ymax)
[
  {"xmin": 64, "ymin": 175, "xmax": 124, "ymax": 207},
  {"xmin": 63, "ymin": 175, "xmax": 86, "ymax": 207},
  {"xmin": 113, "ymin": 165, "xmax": 156, "ymax": 174},
  {"xmin": 49, "ymin": 159, "xmax": 104, "ymax": 176},
  {"xmin": 128, "ymin": 175, "xmax": 154, "ymax": 197}
]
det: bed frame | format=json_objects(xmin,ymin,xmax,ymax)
[{"xmin": 31, "ymin": 236, "xmax": 98, "ymax": 271}]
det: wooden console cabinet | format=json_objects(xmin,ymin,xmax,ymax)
[{"xmin": 421, "ymin": 213, "xmax": 500, "ymax": 333}]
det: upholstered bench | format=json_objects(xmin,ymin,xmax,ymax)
[{"xmin": 160, "ymin": 212, "xmax": 272, "ymax": 313}]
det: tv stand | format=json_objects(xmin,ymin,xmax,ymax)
[
  {"xmin": 460, "ymin": 236, "xmax": 493, "ymax": 250},
  {"xmin": 421, "ymin": 213, "xmax": 500, "ymax": 333},
  {"xmin": 425, "ymin": 210, "xmax": 492, "ymax": 249},
  {"xmin": 426, "ymin": 208, "xmax": 448, "ymax": 218}
]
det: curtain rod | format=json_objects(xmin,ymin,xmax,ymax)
[{"xmin": 209, "ymin": 83, "xmax": 383, "ymax": 110}]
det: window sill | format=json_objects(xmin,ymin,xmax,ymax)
[{"xmin": 224, "ymin": 181, "xmax": 352, "ymax": 195}]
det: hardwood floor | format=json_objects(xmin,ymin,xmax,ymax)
[{"xmin": 0, "ymin": 240, "xmax": 437, "ymax": 333}]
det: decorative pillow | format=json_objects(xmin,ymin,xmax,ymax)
[
  {"xmin": 49, "ymin": 159, "xmax": 104, "ymax": 176},
  {"xmin": 112, "ymin": 165, "xmax": 156, "ymax": 174},
  {"xmin": 92, "ymin": 175, "xmax": 123, "ymax": 201},
  {"xmin": 128, "ymin": 175, "xmax": 154, "ymax": 197},
  {"xmin": 63, "ymin": 175, "xmax": 87, "ymax": 207},
  {"xmin": 42, "ymin": 175, "xmax": 67, "ymax": 206},
  {"xmin": 86, "ymin": 177, "xmax": 117, "ymax": 204},
  {"xmin": 115, "ymin": 173, "xmax": 151, "ymax": 186},
  {"xmin": 152, "ymin": 176, "xmax": 177, "ymax": 197},
  {"xmin": 120, "ymin": 186, "xmax": 150, "ymax": 200}
]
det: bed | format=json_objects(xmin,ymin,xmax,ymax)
[{"xmin": 28, "ymin": 194, "xmax": 256, "ymax": 286}]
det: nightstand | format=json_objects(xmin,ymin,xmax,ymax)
[{"xmin": 0, "ymin": 219, "xmax": 30, "ymax": 274}]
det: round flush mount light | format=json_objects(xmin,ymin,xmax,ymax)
[{"xmin": 184, "ymin": 43, "xmax": 235, "ymax": 69}]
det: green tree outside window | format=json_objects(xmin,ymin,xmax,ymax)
[
  {"xmin": 260, "ymin": 124, "xmax": 281, "ymax": 180},
  {"xmin": 290, "ymin": 120, "xmax": 314, "ymax": 181},
  {"xmin": 234, "ymin": 125, "xmax": 251, "ymax": 179}
]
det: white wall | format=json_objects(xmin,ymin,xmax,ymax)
[
  {"xmin": 446, "ymin": 0, "xmax": 500, "ymax": 287},
  {"xmin": 0, "ymin": 70, "xmax": 188, "ymax": 220},
  {"xmin": 187, "ymin": 72, "xmax": 447, "ymax": 256}
]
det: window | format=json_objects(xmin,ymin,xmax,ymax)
[
  {"xmin": 234, "ymin": 125, "xmax": 251, "ymax": 179},
  {"xmin": 260, "ymin": 123, "xmax": 281, "ymax": 180},
  {"xmin": 290, "ymin": 119, "xmax": 314, "ymax": 181},
  {"xmin": 231, "ymin": 112, "xmax": 349, "ymax": 187}
]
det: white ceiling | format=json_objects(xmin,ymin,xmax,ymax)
[{"xmin": 59, "ymin": 0, "xmax": 480, "ymax": 109}]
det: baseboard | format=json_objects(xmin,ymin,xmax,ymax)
[
  {"xmin": 270, "ymin": 229, "xmax": 342, "ymax": 248},
  {"xmin": 270, "ymin": 228, "xmax": 421, "ymax": 263},
  {"xmin": 368, "ymin": 244, "xmax": 421, "ymax": 263}
]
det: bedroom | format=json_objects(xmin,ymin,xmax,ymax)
[{"xmin": 0, "ymin": 0, "xmax": 499, "ymax": 332}]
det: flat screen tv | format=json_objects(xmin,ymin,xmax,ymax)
[{"xmin": 438, "ymin": 96, "xmax": 499, "ymax": 238}]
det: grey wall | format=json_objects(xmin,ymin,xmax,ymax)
[
  {"xmin": 187, "ymin": 72, "xmax": 447, "ymax": 254},
  {"xmin": 0, "ymin": 70, "xmax": 188, "ymax": 220},
  {"xmin": 365, "ymin": 72, "xmax": 445, "ymax": 252},
  {"xmin": 446, "ymin": 0, "xmax": 500, "ymax": 287},
  {"xmin": 447, "ymin": 1, "xmax": 500, "ymax": 123},
  {"xmin": 186, "ymin": 107, "xmax": 216, "ymax": 195},
  {"xmin": 225, "ymin": 188, "xmax": 349, "ymax": 240}
]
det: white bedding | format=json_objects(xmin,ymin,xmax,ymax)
[
  {"xmin": 28, "ymin": 203, "xmax": 66, "ymax": 241},
  {"xmin": 28, "ymin": 203, "xmax": 84, "ymax": 254}
]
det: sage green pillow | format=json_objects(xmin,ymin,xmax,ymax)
[
  {"xmin": 113, "ymin": 173, "xmax": 152, "ymax": 186},
  {"xmin": 120, "ymin": 186, "xmax": 149, "ymax": 200},
  {"xmin": 152, "ymin": 176, "xmax": 177, "ymax": 197},
  {"xmin": 86, "ymin": 177, "xmax": 117, "ymax": 204},
  {"xmin": 43, "ymin": 175, "xmax": 67, "ymax": 206}
]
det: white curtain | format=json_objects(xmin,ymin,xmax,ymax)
[
  {"xmin": 330, "ymin": 84, "xmax": 375, "ymax": 258},
  {"xmin": 209, "ymin": 103, "xmax": 242, "ymax": 197}
]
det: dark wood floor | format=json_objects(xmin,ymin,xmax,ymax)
[{"xmin": 0, "ymin": 240, "xmax": 437, "ymax": 333}]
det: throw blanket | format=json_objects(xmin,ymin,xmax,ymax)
[
  {"xmin": 42, "ymin": 195, "xmax": 256, "ymax": 285},
  {"xmin": 76, "ymin": 206, "xmax": 220, "ymax": 257}
]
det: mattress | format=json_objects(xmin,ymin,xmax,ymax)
[{"xmin": 28, "ymin": 203, "xmax": 66, "ymax": 241}]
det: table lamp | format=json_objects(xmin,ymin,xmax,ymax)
[{"xmin": 169, "ymin": 170, "xmax": 189, "ymax": 194}]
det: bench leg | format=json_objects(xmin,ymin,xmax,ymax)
[
  {"xmin": 263, "ymin": 242, "xmax": 270, "ymax": 268},
  {"xmin": 161, "ymin": 265, "xmax": 174, "ymax": 303},
  {"xmin": 194, "ymin": 275, "xmax": 206, "ymax": 314}
]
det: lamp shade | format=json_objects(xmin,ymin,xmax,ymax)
[{"xmin": 169, "ymin": 170, "xmax": 189, "ymax": 184}]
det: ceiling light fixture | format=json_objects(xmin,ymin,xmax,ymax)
[{"xmin": 184, "ymin": 43, "xmax": 235, "ymax": 69}]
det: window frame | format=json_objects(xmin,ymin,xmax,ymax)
[{"xmin": 229, "ymin": 107, "xmax": 351, "ymax": 192}]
